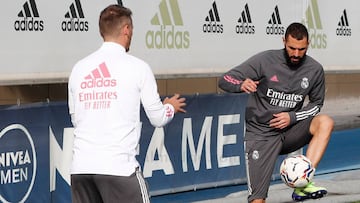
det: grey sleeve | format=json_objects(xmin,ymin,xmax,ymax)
[
  {"xmin": 290, "ymin": 68, "xmax": 325, "ymax": 124},
  {"xmin": 218, "ymin": 55, "xmax": 262, "ymax": 93}
]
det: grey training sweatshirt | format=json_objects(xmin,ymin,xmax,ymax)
[{"xmin": 218, "ymin": 49, "xmax": 325, "ymax": 139}]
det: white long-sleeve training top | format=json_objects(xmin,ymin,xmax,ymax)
[{"xmin": 68, "ymin": 42, "xmax": 174, "ymax": 176}]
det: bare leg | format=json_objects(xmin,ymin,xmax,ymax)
[{"xmin": 306, "ymin": 114, "xmax": 334, "ymax": 168}]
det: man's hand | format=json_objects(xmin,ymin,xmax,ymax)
[
  {"xmin": 241, "ymin": 78, "xmax": 259, "ymax": 93},
  {"xmin": 163, "ymin": 93, "xmax": 186, "ymax": 113},
  {"xmin": 269, "ymin": 112, "xmax": 290, "ymax": 129}
]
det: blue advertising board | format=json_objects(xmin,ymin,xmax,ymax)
[
  {"xmin": 1, "ymin": 93, "xmax": 360, "ymax": 202},
  {"xmin": 138, "ymin": 93, "xmax": 249, "ymax": 195},
  {"xmin": 0, "ymin": 93, "xmax": 249, "ymax": 202}
]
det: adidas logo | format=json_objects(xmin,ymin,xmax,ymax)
[
  {"xmin": 145, "ymin": 0, "xmax": 190, "ymax": 49},
  {"xmin": 80, "ymin": 62, "xmax": 116, "ymax": 89},
  {"xmin": 266, "ymin": 6, "xmax": 284, "ymax": 35},
  {"xmin": 61, "ymin": 0, "xmax": 89, "ymax": 32},
  {"xmin": 270, "ymin": 75, "xmax": 279, "ymax": 82},
  {"xmin": 235, "ymin": 3, "xmax": 255, "ymax": 34},
  {"xmin": 336, "ymin": 9, "xmax": 351, "ymax": 36},
  {"xmin": 203, "ymin": 1, "xmax": 223, "ymax": 33},
  {"xmin": 303, "ymin": 0, "xmax": 327, "ymax": 49},
  {"xmin": 14, "ymin": 0, "xmax": 44, "ymax": 31}
]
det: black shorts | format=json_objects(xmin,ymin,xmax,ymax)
[
  {"xmin": 71, "ymin": 169, "xmax": 150, "ymax": 203},
  {"xmin": 244, "ymin": 118, "xmax": 313, "ymax": 202}
]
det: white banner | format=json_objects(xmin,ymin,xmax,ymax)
[{"xmin": 0, "ymin": 0, "xmax": 359, "ymax": 84}]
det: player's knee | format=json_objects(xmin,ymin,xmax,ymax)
[
  {"xmin": 318, "ymin": 114, "xmax": 334, "ymax": 132},
  {"xmin": 311, "ymin": 114, "xmax": 334, "ymax": 136}
]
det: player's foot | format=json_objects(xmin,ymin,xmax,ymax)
[{"xmin": 292, "ymin": 182, "xmax": 327, "ymax": 202}]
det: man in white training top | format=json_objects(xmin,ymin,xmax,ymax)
[{"xmin": 68, "ymin": 4, "xmax": 186, "ymax": 203}]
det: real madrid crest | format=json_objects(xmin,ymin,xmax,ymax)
[
  {"xmin": 252, "ymin": 150, "xmax": 259, "ymax": 160},
  {"xmin": 301, "ymin": 77, "xmax": 309, "ymax": 89}
]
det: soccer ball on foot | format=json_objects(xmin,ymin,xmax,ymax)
[{"xmin": 279, "ymin": 155, "xmax": 315, "ymax": 188}]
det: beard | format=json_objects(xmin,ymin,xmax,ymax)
[{"xmin": 283, "ymin": 48, "xmax": 306, "ymax": 68}]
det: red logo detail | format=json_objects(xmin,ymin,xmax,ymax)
[
  {"xmin": 270, "ymin": 75, "xmax": 279, "ymax": 82},
  {"xmin": 81, "ymin": 62, "xmax": 116, "ymax": 89},
  {"xmin": 224, "ymin": 75, "xmax": 241, "ymax": 85},
  {"xmin": 84, "ymin": 62, "xmax": 111, "ymax": 80},
  {"xmin": 165, "ymin": 106, "xmax": 174, "ymax": 117}
]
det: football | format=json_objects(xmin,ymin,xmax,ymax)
[{"xmin": 280, "ymin": 155, "xmax": 315, "ymax": 188}]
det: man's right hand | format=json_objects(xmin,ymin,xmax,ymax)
[
  {"xmin": 241, "ymin": 78, "xmax": 259, "ymax": 93},
  {"xmin": 163, "ymin": 93, "xmax": 186, "ymax": 113}
]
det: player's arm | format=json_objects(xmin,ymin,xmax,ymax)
[
  {"xmin": 163, "ymin": 94, "xmax": 186, "ymax": 113},
  {"xmin": 269, "ymin": 88, "xmax": 324, "ymax": 129},
  {"xmin": 269, "ymin": 112, "xmax": 291, "ymax": 129},
  {"xmin": 289, "ymin": 69, "xmax": 325, "ymax": 125},
  {"xmin": 270, "ymin": 68, "xmax": 325, "ymax": 129},
  {"xmin": 218, "ymin": 67, "xmax": 244, "ymax": 93},
  {"xmin": 218, "ymin": 59, "xmax": 261, "ymax": 93},
  {"xmin": 140, "ymin": 65, "xmax": 186, "ymax": 127}
]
